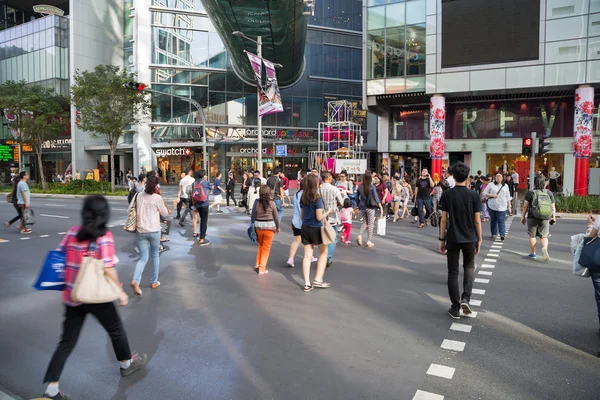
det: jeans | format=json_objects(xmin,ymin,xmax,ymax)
[
  {"xmin": 179, "ymin": 199, "xmax": 192, "ymax": 223},
  {"xmin": 133, "ymin": 231, "xmax": 161, "ymax": 285},
  {"xmin": 197, "ymin": 205, "xmax": 209, "ymax": 239},
  {"xmin": 591, "ymin": 271, "xmax": 600, "ymax": 327},
  {"xmin": 488, "ymin": 208, "xmax": 507, "ymax": 236},
  {"xmin": 327, "ymin": 224, "xmax": 340, "ymax": 262},
  {"xmin": 275, "ymin": 199, "xmax": 283, "ymax": 223},
  {"xmin": 348, "ymin": 195, "xmax": 356, "ymax": 208},
  {"xmin": 255, "ymin": 229, "xmax": 275, "ymax": 272},
  {"xmin": 417, "ymin": 198, "xmax": 432, "ymax": 224},
  {"xmin": 447, "ymin": 241, "xmax": 476, "ymax": 308},
  {"xmin": 44, "ymin": 303, "xmax": 131, "ymax": 383}
]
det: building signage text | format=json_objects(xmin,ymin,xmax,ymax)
[
  {"xmin": 155, "ymin": 147, "xmax": 192, "ymax": 157},
  {"xmin": 33, "ymin": 4, "xmax": 65, "ymax": 16}
]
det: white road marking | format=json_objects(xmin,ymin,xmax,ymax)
[
  {"xmin": 481, "ymin": 264, "xmax": 495, "ymax": 269},
  {"xmin": 58, "ymin": 232, "xmax": 67, "ymax": 235},
  {"xmin": 39, "ymin": 235, "xmax": 49, "ymax": 238},
  {"xmin": 486, "ymin": 253, "xmax": 499, "ymax": 258},
  {"xmin": 479, "ymin": 271, "xmax": 493, "ymax": 276},
  {"xmin": 460, "ymin": 310, "xmax": 478, "ymax": 318},
  {"xmin": 426, "ymin": 364, "xmax": 455, "ymax": 379},
  {"xmin": 40, "ymin": 214, "xmax": 69, "ymax": 219},
  {"xmin": 413, "ymin": 390, "xmax": 444, "ymax": 400},
  {"xmin": 0, "ymin": 239, "xmax": 10, "ymax": 243},
  {"xmin": 483, "ymin": 258, "xmax": 497, "ymax": 263},
  {"xmin": 474, "ymin": 278, "xmax": 489, "ymax": 284},
  {"xmin": 20, "ymin": 237, "xmax": 31, "ymax": 240},
  {"xmin": 112, "ymin": 208, "xmax": 128, "ymax": 211},
  {"xmin": 470, "ymin": 299, "xmax": 482, "ymax": 306},
  {"xmin": 472, "ymin": 288, "xmax": 486, "ymax": 295},
  {"xmin": 489, "ymin": 249, "xmax": 500, "ymax": 253},
  {"xmin": 441, "ymin": 339, "xmax": 465, "ymax": 352},
  {"xmin": 491, "ymin": 244, "xmax": 502, "ymax": 248},
  {"xmin": 450, "ymin": 323, "xmax": 472, "ymax": 333},
  {"xmin": 43, "ymin": 204, "xmax": 66, "ymax": 207}
]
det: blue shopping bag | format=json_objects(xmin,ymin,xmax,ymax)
[{"xmin": 33, "ymin": 250, "xmax": 66, "ymax": 291}]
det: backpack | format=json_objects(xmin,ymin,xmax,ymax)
[
  {"xmin": 192, "ymin": 180, "xmax": 207, "ymax": 204},
  {"xmin": 530, "ymin": 190, "xmax": 553, "ymax": 220}
]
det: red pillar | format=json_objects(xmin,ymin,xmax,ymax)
[
  {"xmin": 429, "ymin": 95, "xmax": 445, "ymax": 180},
  {"xmin": 574, "ymin": 157, "xmax": 589, "ymax": 196},
  {"xmin": 573, "ymin": 86, "xmax": 594, "ymax": 196}
]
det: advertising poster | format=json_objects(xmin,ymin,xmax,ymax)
[{"xmin": 261, "ymin": 59, "xmax": 284, "ymax": 116}]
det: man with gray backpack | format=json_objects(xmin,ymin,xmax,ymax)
[{"xmin": 521, "ymin": 175, "xmax": 556, "ymax": 262}]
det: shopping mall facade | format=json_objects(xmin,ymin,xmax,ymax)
[
  {"xmin": 0, "ymin": 0, "xmax": 375, "ymax": 183},
  {"xmin": 366, "ymin": 0, "xmax": 600, "ymax": 194}
]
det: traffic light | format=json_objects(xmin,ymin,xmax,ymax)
[
  {"xmin": 522, "ymin": 137, "xmax": 533, "ymax": 156},
  {"xmin": 123, "ymin": 81, "xmax": 146, "ymax": 91},
  {"xmin": 538, "ymin": 136, "xmax": 550, "ymax": 156}
]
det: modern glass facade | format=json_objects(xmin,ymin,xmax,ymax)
[
  {"xmin": 366, "ymin": 0, "xmax": 426, "ymax": 87},
  {"xmin": 143, "ymin": 0, "xmax": 371, "ymax": 179}
]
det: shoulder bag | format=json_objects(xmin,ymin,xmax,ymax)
[
  {"xmin": 578, "ymin": 236, "xmax": 600, "ymax": 270},
  {"xmin": 366, "ymin": 186, "xmax": 379, "ymax": 209},
  {"xmin": 321, "ymin": 220, "xmax": 336, "ymax": 245},
  {"xmin": 124, "ymin": 193, "xmax": 138, "ymax": 232},
  {"xmin": 71, "ymin": 242, "xmax": 121, "ymax": 304}
]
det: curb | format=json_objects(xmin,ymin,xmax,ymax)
[
  {"xmin": 29, "ymin": 194, "xmax": 126, "ymax": 199},
  {"xmin": 0, "ymin": 384, "xmax": 22, "ymax": 400},
  {"xmin": 555, "ymin": 213, "xmax": 589, "ymax": 220}
]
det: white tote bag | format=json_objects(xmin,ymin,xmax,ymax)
[
  {"xmin": 377, "ymin": 217, "xmax": 387, "ymax": 236},
  {"xmin": 71, "ymin": 243, "xmax": 121, "ymax": 304}
]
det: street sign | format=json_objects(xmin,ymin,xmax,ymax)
[
  {"xmin": 275, "ymin": 144, "xmax": 287, "ymax": 157},
  {"xmin": 0, "ymin": 144, "xmax": 13, "ymax": 162}
]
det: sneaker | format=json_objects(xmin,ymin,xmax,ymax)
[
  {"xmin": 258, "ymin": 270, "xmax": 269, "ymax": 275},
  {"xmin": 21, "ymin": 228, "xmax": 32, "ymax": 234},
  {"xmin": 199, "ymin": 239, "xmax": 211, "ymax": 247},
  {"xmin": 158, "ymin": 245, "xmax": 166, "ymax": 253},
  {"xmin": 253, "ymin": 266, "xmax": 259, "ymax": 272},
  {"xmin": 345, "ymin": 241, "xmax": 351, "ymax": 245},
  {"xmin": 151, "ymin": 281, "xmax": 161, "ymax": 289},
  {"xmin": 120, "ymin": 352, "xmax": 148, "ymax": 377},
  {"xmin": 303, "ymin": 285, "xmax": 314, "ymax": 292},
  {"xmin": 542, "ymin": 248, "xmax": 550, "ymax": 262},
  {"xmin": 500, "ymin": 235, "xmax": 505, "ymax": 241},
  {"xmin": 528, "ymin": 253, "xmax": 537, "ymax": 259},
  {"xmin": 217, "ymin": 210, "xmax": 224, "ymax": 213},
  {"xmin": 312, "ymin": 281, "xmax": 331, "ymax": 289},
  {"xmin": 286, "ymin": 258, "xmax": 295, "ymax": 268},
  {"xmin": 178, "ymin": 221, "xmax": 185, "ymax": 227},
  {"xmin": 3, "ymin": 222, "xmax": 9, "ymax": 230},
  {"xmin": 131, "ymin": 281, "xmax": 142, "ymax": 296},
  {"xmin": 43, "ymin": 392, "xmax": 71, "ymax": 399},
  {"xmin": 448, "ymin": 307, "xmax": 460, "ymax": 319},
  {"xmin": 460, "ymin": 301, "xmax": 473, "ymax": 315},
  {"xmin": 311, "ymin": 256, "xmax": 318, "ymax": 263}
]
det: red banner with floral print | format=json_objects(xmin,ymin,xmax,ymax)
[
  {"xmin": 573, "ymin": 87, "xmax": 594, "ymax": 158},
  {"xmin": 429, "ymin": 96, "xmax": 446, "ymax": 159}
]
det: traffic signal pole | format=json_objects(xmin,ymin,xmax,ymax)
[{"xmin": 529, "ymin": 132, "xmax": 536, "ymax": 191}]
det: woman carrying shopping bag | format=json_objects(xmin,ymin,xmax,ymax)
[
  {"xmin": 42, "ymin": 195, "xmax": 147, "ymax": 399},
  {"xmin": 252, "ymin": 185, "xmax": 280, "ymax": 275},
  {"xmin": 130, "ymin": 175, "xmax": 170, "ymax": 295},
  {"xmin": 355, "ymin": 171, "xmax": 383, "ymax": 248}
]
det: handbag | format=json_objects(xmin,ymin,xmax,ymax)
[
  {"xmin": 376, "ymin": 218, "xmax": 387, "ymax": 236},
  {"xmin": 71, "ymin": 242, "xmax": 121, "ymax": 304},
  {"xmin": 124, "ymin": 193, "xmax": 138, "ymax": 232},
  {"xmin": 384, "ymin": 191, "xmax": 393, "ymax": 204},
  {"xmin": 321, "ymin": 220, "xmax": 336, "ymax": 245},
  {"xmin": 5, "ymin": 193, "xmax": 12, "ymax": 203},
  {"xmin": 160, "ymin": 219, "xmax": 171, "ymax": 235},
  {"xmin": 578, "ymin": 236, "xmax": 600, "ymax": 270},
  {"xmin": 571, "ymin": 234, "xmax": 591, "ymax": 277},
  {"xmin": 23, "ymin": 208, "xmax": 35, "ymax": 225},
  {"xmin": 411, "ymin": 206, "xmax": 418, "ymax": 217},
  {"xmin": 33, "ymin": 250, "xmax": 66, "ymax": 291},
  {"xmin": 247, "ymin": 199, "xmax": 258, "ymax": 243}
]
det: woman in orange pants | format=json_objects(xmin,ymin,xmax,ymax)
[{"xmin": 251, "ymin": 185, "xmax": 280, "ymax": 275}]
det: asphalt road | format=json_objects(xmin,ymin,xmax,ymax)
[{"xmin": 0, "ymin": 194, "xmax": 599, "ymax": 400}]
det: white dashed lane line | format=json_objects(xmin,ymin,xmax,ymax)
[
  {"xmin": 450, "ymin": 323, "xmax": 472, "ymax": 333},
  {"xmin": 470, "ymin": 299, "xmax": 482, "ymax": 306},
  {"xmin": 441, "ymin": 339, "xmax": 466, "ymax": 352},
  {"xmin": 481, "ymin": 264, "xmax": 495, "ymax": 269},
  {"xmin": 413, "ymin": 390, "xmax": 444, "ymax": 400},
  {"xmin": 40, "ymin": 214, "xmax": 69, "ymax": 219},
  {"xmin": 472, "ymin": 288, "xmax": 486, "ymax": 295},
  {"xmin": 474, "ymin": 278, "xmax": 489, "ymax": 284},
  {"xmin": 426, "ymin": 364, "xmax": 455, "ymax": 379},
  {"xmin": 478, "ymin": 270, "xmax": 493, "ymax": 276}
]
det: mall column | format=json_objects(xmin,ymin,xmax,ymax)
[
  {"xmin": 430, "ymin": 94, "xmax": 446, "ymax": 179},
  {"xmin": 573, "ymin": 86, "xmax": 594, "ymax": 196}
]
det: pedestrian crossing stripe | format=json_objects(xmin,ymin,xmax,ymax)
[{"xmin": 0, "ymin": 238, "xmax": 8, "ymax": 243}]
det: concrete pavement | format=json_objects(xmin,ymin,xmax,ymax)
[{"xmin": 0, "ymin": 198, "xmax": 599, "ymax": 399}]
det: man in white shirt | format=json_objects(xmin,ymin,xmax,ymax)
[
  {"xmin": 443, "ymin": 168, "xmax": 455, "ymax": 188},
  {"xmin": 176, "ymin": 168, "xmax": 195, "ymax": 226}
]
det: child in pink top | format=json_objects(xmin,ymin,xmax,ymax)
[{"xmin": 339, "ymin": 198, "xmax": 353, "ymax": 244}]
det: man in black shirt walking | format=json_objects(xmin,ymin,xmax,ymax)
[
  {"xmin": 414, "ymin": 168, "xmax": 434, "ymax": 228},
  {"xmin": 439, "ymin": 162, "xmax": 483, "ymax": 319}
]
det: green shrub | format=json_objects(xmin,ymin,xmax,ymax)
[
  {"xmin": 0, "ymin": 180, "xmax": 127, "ymax": 196},
  {"xmin": 555, "ymin": 195, "xmax": 600, "ymax": 214}
]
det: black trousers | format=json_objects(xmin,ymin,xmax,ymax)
[
  {"xmin": 197, "ymin": 205, "xmax": 209, "ymax": 239},
  {"xmin": 226, "ymin": 190, "xmax": 237, "ymax": 206},
  {"xmin": 9, "ymin": 203, "xmax": 22, "ymax": 225},
  {"xmin": 179, "ymin": 198, "xmax": 191, "ymax": 223},
  {"xmin": 175, "ymin": 199, "xmax": 184, "ymax": 218},
  {"xmin": 44, "ymin": 303, "xmax": 131, "ymax": 383},
  {"xmin": 446, "ymin": 241, "xmax": 476, "ymax": 308}
]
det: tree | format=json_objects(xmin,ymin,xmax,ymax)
[
  {"xmin": 71, "ymin": 65, "xmax": 151, "ymax": 192},
  {"xmin": 0, "ymin": 81, "xmax": 66, "ymax": 190}
]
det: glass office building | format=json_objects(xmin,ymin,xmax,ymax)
[{"xmin": 142, "ymin": 0, "xmax": 372, "ymax": 181}]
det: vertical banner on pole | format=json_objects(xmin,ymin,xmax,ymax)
[
  {"xmin": 429, "ymin": 95, "xmax": 446, "ymax": 179},
  {"xmin": 573, "ymin": 87, "xmax": 594, "ymax": 196},
  {"xmin": 246, "ymin": 51, "xmax": 267, "ymax": 116},
  {"xmin": 262, "ymin": 59, "xmax": 284, "ymax": 116}
]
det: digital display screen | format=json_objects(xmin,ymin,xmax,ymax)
[
  {"xmin": 441, "ymin": 0, "xmax": 540, "ymax": 68},
  {"xmin": 0, "ymin": 144, "xmax": 14, "ymax": 162}
]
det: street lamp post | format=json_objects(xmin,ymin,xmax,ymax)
[{"xmin": 232, "ymin": 31, "xmax": 282, "ymax": 176}]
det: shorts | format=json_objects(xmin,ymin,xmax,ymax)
[
  {"xmin": 301, "ymin": 225, "xmax": 323, "ymax": 246},
  {"xmin": 213, "ymin": 194, "xmax": 223, "ymax": 203},
  {"xmin": 393, "ymin": 196, "xmax": 401, "ymax": 203},
  {"xmin": 284, "ymin": 189, "xmax": 290, "ymax": 196},
  {"xmin": 292, "ymin": 226, "xmax": 302, "ymax": 237},
  {"xmin": 527, "ymin": 218, "xmax": 550, "ymax": 238}
]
